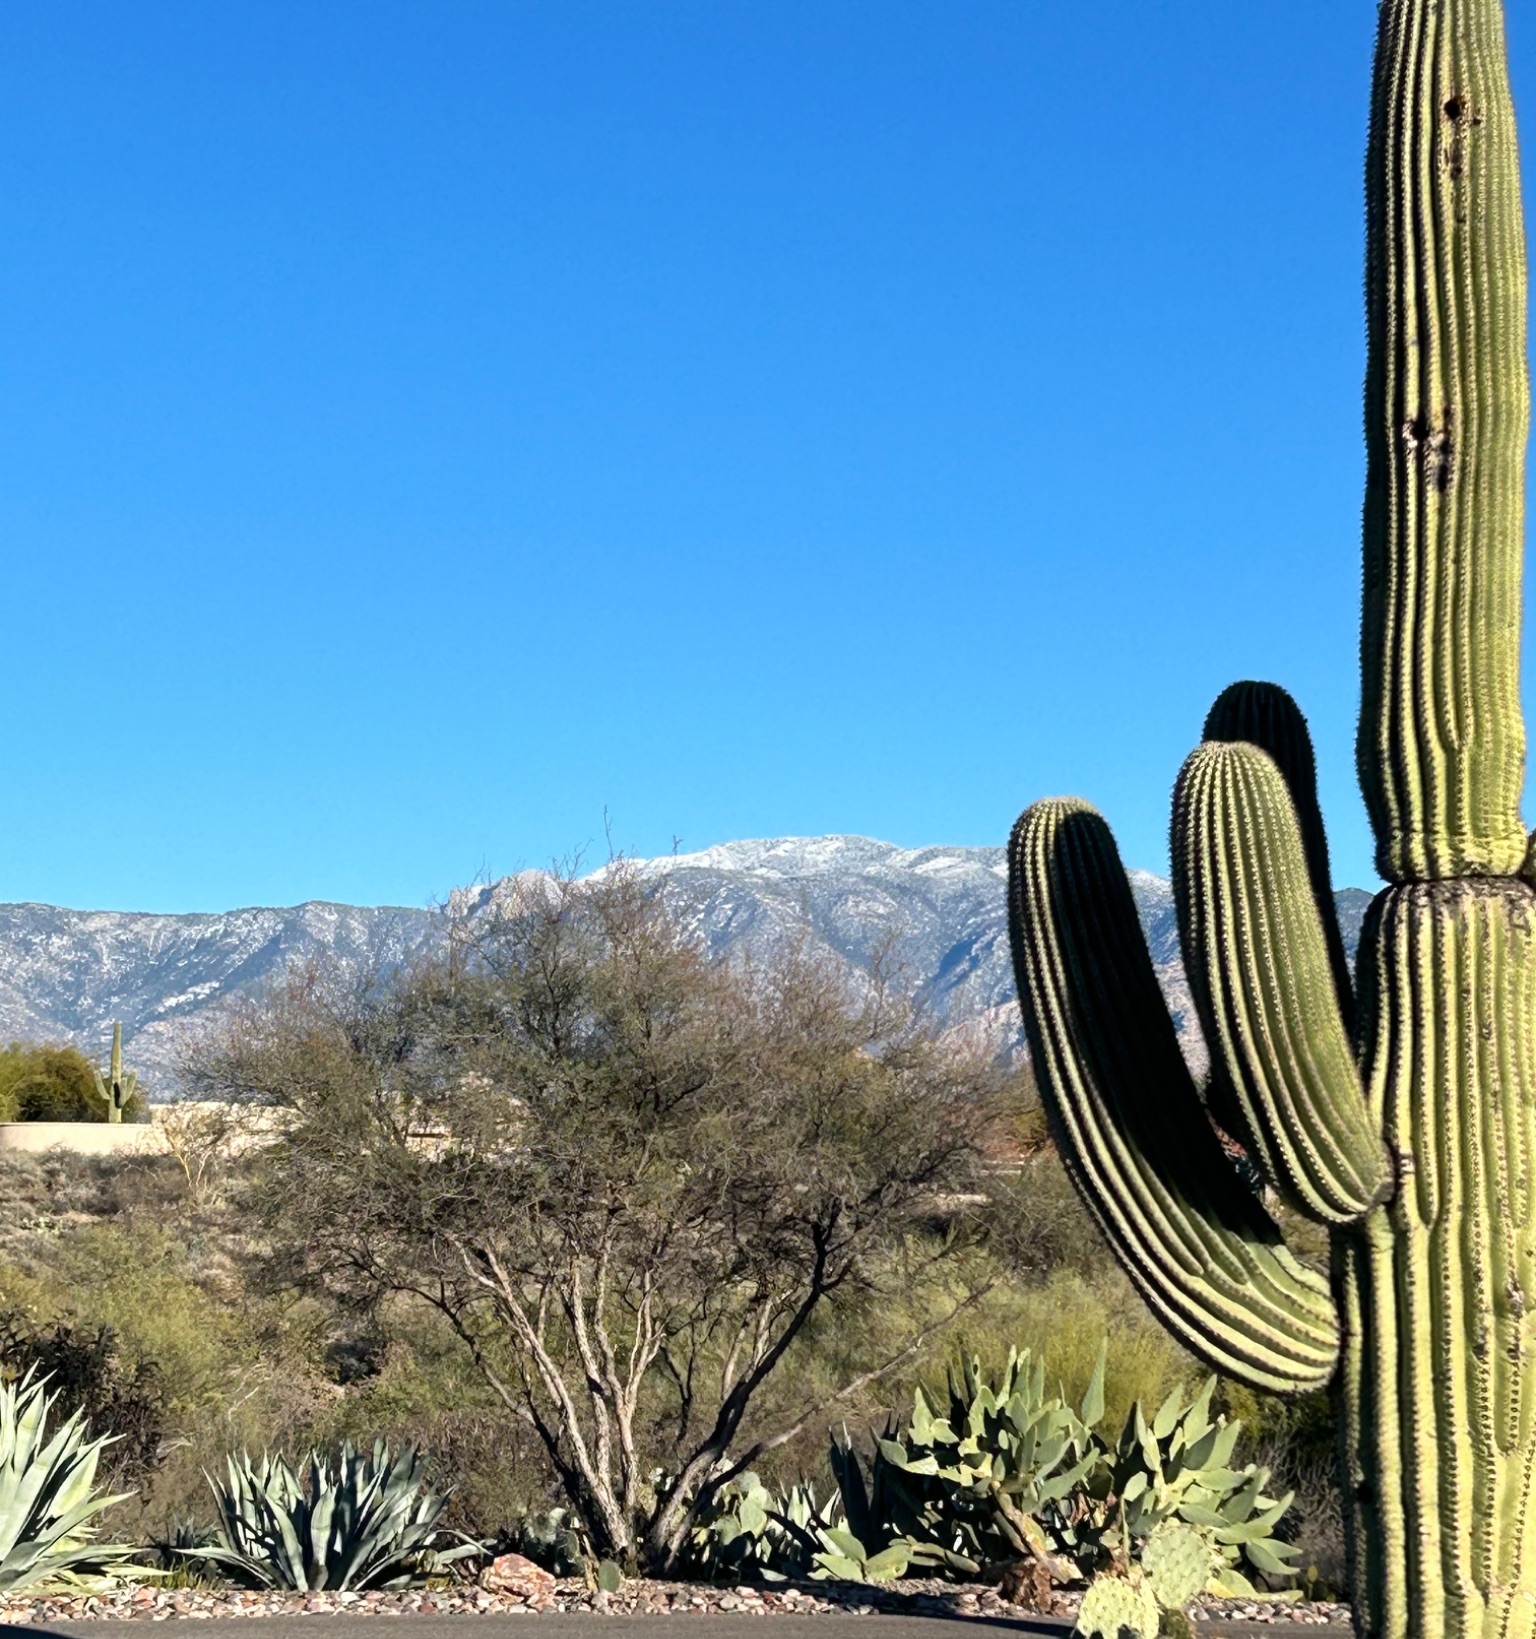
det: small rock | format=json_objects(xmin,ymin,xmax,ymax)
[{"xmin": 482, "ymin": 1553, "xmax": 559, "ymax": 1599}]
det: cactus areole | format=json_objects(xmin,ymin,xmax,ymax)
[{"xmin": 1005, "ymin": 3, "xmax": 1536, "ymax": 1635}]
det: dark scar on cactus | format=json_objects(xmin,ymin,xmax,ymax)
[{"xmin": 1401, "ymin": 413, "xmax": 1454, "ymax": 491}]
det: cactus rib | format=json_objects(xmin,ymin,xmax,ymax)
[
  {"xmin": 1007, "ymin": 799, "xmax": 1338, "ymax": 1393},
  {"xmin": 1361, "ymin": 0, "xmax": 1529, "ymax": 881},
  {"xmin": 1172, "ymin": 741, "xmax": 1389, "ymax": 1225}
]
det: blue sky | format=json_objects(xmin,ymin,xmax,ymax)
[{"xmin": 1, "ymin": 0, "xmax": 1527, "ymax": 911}]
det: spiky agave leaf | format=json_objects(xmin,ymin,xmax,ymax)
[{"xmin": 0, "ymin": 1369, "xmax": 139, "ymax": 1590}]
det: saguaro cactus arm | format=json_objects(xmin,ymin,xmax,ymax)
[
  {"xmin": 1172, "ymin": 741, "xmax": 1390, "ymax": 1225},
  {"xmin": 1361, "ymin": 0, "xmax": 1530, "ymax": 881},
  {"xmin": 1007, "ymin": 799, "xmax": 1340, "ymax": 1394},
  {"xmin": 1202, "ymin": 681, "xmax": 1355, "ymax": 1031}
]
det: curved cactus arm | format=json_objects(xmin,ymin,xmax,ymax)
[
  {"xmin": 1173, "ymin": 743, "xmax": 1391, "ymax": 1225},
  {"xmin": 1008, "ymin": 799, "xmax": 1340, "ymax": 1394},
  {"xmin": 1361, "ymin": 0, "xmax": 1530, "ymax": 882},
  {"xmin": 1202, "ymin": 681, "xmax": 1354, "ymax": 1033}
]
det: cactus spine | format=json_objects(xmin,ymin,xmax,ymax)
[
  {"xmin": 1007, "ymin": 3, "xmax": 1536, "ymax": 1634},
  {"xmin": 91, "ymin": 1023, "xmax": 135, "ymax": 1124}
]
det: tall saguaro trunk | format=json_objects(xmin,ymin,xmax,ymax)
[
  {"xmin": 1360, "ymin": 0, "xmax": 1528, "ymax": 881},
  {"xmin": 1350, "ymin": 4, "xmax": 1536, "ymax": 1633},
  {"xmin": 1345, "ymin": 883, "xmax": 1536, "ymax": 1638},
  {"xmin": 1005, "ymin": 2, "xmax": 1536, "ymax": 1634}
]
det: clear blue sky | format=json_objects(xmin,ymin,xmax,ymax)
[{"xmin": 2, "ymin": 0, "xmax": 1529, "ymax": 911}]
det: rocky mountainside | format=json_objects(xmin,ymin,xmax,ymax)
[
  {"xmin": 0, "ymin": 900, "xmax": 432, "ymax": 1094},
  {"xmin": 0, "ymin": 837, "xmax": 1372, "ymax": 1094}
]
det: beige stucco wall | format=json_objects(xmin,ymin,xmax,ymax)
[
  {"xmin": 0, "ymin": 1104, "xmax": 286, "ymax": 1156},
  {"xmin": 0, "ymin": 1120, "xmax": 163, "ymax": 1154}
]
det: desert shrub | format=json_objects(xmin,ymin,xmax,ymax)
[
  {"xmin": 0, "ymin": 1155, "xmax": 192, "ymax": 1262},
  {"xmin": 13, "ymin": 1225, "xmax": 245, "ymax": 1414},
  {"xmin": 940, "ymin": 1267, "xmax": 1196, "ymax": 1435},
  {"xmin": 0, "ymin": 1309, "xmax": 169, "ymax": 1493},
  {"xmin": 0, "ymin": 1041, "xmax": 145, "ymax": 1123},
  {"xmin": 0, "ymin": 1216, "xmax": 342, "ymax": 1538},
  {"xmin": 977, "ymin": 1149, "xmax": 1114, "ymax": 1279}
]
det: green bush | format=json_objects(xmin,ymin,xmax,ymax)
[
  {"xmin": 0, "ymin": 1042, "xmax": 146, "ymax": 1123},
  {"xmin": 16, "ymin": 1225, "xmax": 246, "ymax": 1415},
  {"xmin": 0, "ymin": 1309, "xmax": 169, "ymax": 1493}
]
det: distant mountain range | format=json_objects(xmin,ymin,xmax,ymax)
[{"xmin": 0, "ymin": 837, "xmax": 1374, "ymax": 1095}]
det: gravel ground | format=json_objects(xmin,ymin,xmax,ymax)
[{"xmin": 0, "ymin": 1578, "xmax": 1352, "ymax": 1629}]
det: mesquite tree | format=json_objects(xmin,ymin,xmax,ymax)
[{"xmin": 201, "ymin": 864, "xmax": 1006, "ymax": 1573}]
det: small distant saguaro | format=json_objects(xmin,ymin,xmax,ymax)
[{"xmin": 92, "ymin": 1022, "xmax": 138, "ymax": 1123}]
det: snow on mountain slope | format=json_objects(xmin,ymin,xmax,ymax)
[
  {"xmin": 0, "ymin": 900, "xmax": 432, "ymax": 1092},
  {"xmin": 0, "ymin": 837, "xmax": 1366, "ymax": 1094}
]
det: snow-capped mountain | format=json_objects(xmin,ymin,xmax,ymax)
[{"xmin": 0, "ymin": 838, "xmax": 1371, "ymax": 1094}]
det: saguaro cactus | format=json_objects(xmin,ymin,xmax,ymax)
[
  {"xmin": 1006, "ymin": 4, "xmax": 1536, "ymax": 1636},
  {"xmin": 91, "ymin": 1022, "xmax": 136, "ymax": 1125}
]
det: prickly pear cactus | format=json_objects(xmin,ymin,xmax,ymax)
[
  {"xmin": 1140, "ymin": 1522, "xmax": 1211, "ymax": 1613},
  {"xmin": 1103, "ymin": 1379, "xmax": 1296, "ymax": 1593},
  {"xmin": 1075, "ymin": 1573, "xmax": 1159, "ymax": 1639},
  {"xmin": 1006, "ymin": 3, "xmax": 1536, "ymax": 1635}
]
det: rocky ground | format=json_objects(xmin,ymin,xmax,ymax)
[{"xmin": 0, "ymin": 1577, "xmax": 1351, "ymax": 1628}]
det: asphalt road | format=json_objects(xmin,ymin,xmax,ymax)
[{"xmin": 18, "ymin": 1615, "xmax": 1340, "ymax": 1639}]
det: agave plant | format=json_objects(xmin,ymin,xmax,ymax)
[
  {"xmin": 0, "ymin": 1369, "xmax": 140, "ymax": 1590},
  {"xmin": 199, "ymin": 1440, "xmax": 480, "ymax": 1591}
]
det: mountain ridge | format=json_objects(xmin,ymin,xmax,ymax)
[{"xmin": 0, "ymin": 836, "xmax": 1372, "ymax": 1093}]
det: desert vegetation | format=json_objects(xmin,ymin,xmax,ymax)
[
  {"xmin": 0, "ymin": 863, "xmax": 1343, "ymax": 1619},
  {"xmin": 0, "ymin": 1041, "xmax": 146, "ymax": 1124}
]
